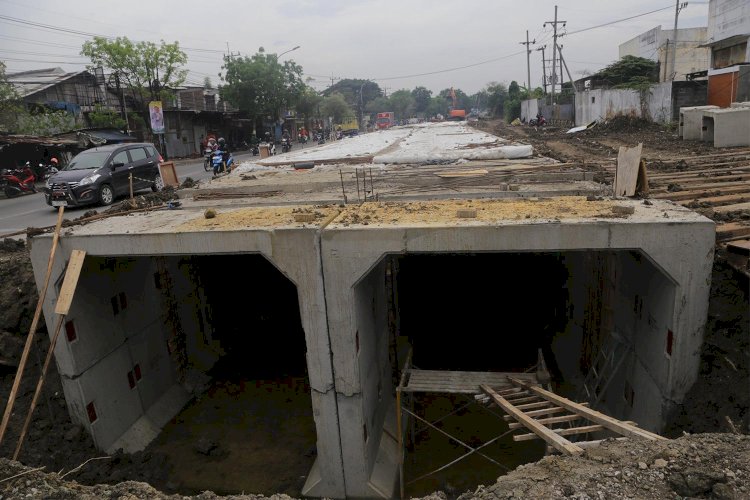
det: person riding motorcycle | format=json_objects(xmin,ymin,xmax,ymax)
[{"xmin": 213, "ymin": 137, "xmax": 231, "ymax": 175}]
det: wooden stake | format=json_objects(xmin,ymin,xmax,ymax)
[
  {"xmin": 0, "ymin": 206, "xmax": 64, "ymax": 447},
  {"xmin": 14, "ymin": 249, "xmax": 86, "ymax": 459}
]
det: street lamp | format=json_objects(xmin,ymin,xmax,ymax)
[{"xmin": 278, "ymin": 45, "xmax": 300, "ymax": 59}]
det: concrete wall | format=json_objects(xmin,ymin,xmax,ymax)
[
  {"xmin": 522, "ymin": 99, "xmax": 574, "ymax": 123},
  {"xmin": 680, "ymin": 105, "xmax": 719, "ymax": 140},
  {"xmin": 708, "ymin": 0, "xmax": 750, "ymax": 49},
  {"xmin": 320, "ymin": 204, "xmax": 714, "ymax": 497},
  {"xmin": 619, "ymin": 26, "xmax": 709, "ymax": 81},
  {"xmin": 521, "ymin": 99, "xmax": 539, "ymax": 122},
  {"xmin": 702, "ymin": 107, "xmax": 750, "ymax": 147},
  {"xmin": 576, "ymin": 81, "xmax": 707, "ymax": 125},
  {"xmin": 29, "ymin": 226, "xmax": 346, "ymax": 499}
]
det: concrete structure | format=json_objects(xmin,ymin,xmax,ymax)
[
  {"xmin": 521, "ymin": 99, "xmax": 575, "ymax": 124},
  {"xmin": 27, "ymin": 127, "xmax": 715, "ymax": 498},
  {"xmin": 701, "ymin": 107, "xmax": 750, "ymax": 147},
  {"xmin": 679, "ymin": 105, "xmax": 719, "ymax": 140},
  {"xmin": 705, "ymin": 0, "xmax": 750, "ymax": 106},
  {"xmin": 619, "ymin": 26, "xmax": 709, "ymax": 81},
  {"xmin": 574, "ymin": 81, "xmax": 707, "ymax": 126}
]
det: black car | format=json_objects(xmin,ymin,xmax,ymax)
[{"xmin": 44, "ymin": 143, "xmax": 164, "ymax": 207}]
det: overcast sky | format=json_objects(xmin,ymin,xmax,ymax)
[{"xmin": 0, "ymin": 0, "xmax": 710, "ymax": 96}]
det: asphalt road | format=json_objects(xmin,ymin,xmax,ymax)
[{"xmin": 0, "ymin": 149, "xmax": 261, "ymax": 236}]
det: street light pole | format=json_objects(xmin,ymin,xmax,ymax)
[{"xmin": 278, "ymin": 45, "xmax": 300, "ymax": 60}]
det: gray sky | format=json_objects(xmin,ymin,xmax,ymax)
[{"xmin": 0, "ymin": 0, "xmax": 710, "ymax": 95}]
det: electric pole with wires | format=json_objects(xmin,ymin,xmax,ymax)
[
  {"xmin": 544, "ymin": 5, "xmax": 566, "ymax": 103},
  {"xmin": 520, "ymin": 30, "xmax": 535, "ymax": 92}
]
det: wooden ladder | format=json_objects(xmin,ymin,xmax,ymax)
[{"xmin": 480, "ymin": 377, "xmax": 666, "ymax": 456}]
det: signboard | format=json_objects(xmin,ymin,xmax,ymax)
[{"xmin": 149, "ymin": 101, "xmax": 165, "ymax": 134}]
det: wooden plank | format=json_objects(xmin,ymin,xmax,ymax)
[
  {"xmin": 514, "ymin": 424, "xmax": 604, "ymax": 441},
  {"xmin": 727, "ymin": 239, "xmax": 750, "ymax": 255},
  {"xmin": 714, "ymin": 201, "xmax": 750, "ymax": 213},
  {"xmin": 158, "ymin": 161, "xmax": 179, "ymax": 187},
  {"xmin": 636, "ymin": 160, "xmax": 649, "ymax": 195},
  {"xmin": 717, "ymin": 224, "xmax": 750, "ymax": 242},
  {"xmin": 481, "ymin": 385, "xmax": 583, "ymax": 455},
  {"xmin": 508, "ymin": 377, "xmax": 666, "ymax": 441},
  {"xmin": 651, "ymin": 183, "xmax": 750, "ymax": 200},
  {"xmin": 514, "ymin": 401, "xmax": 554, "ymax": 411},
  {"xmin": 614, "ymin": 143, "xmax": 642, "ymax": 196},
  {"xmin": 502, "ymin": 404, "xmax": 590, "ymax": 421},
  {"xmin": 648, "ymin": 166, "xmax": 750, "ymax": 180},
  {"xmin": 508, "ymin": 414, "xmax": 582, "ymax": 429},
  {"xmin": 436, "ymin": 169, "xmax": 489, "ymax": 178},
  {"xmin": 54, "ymin": 250, "xmax": 87, "ymax": 315},
  {"xmin": 502, "ymin": 391, "xmax": 531, "ymax": 400},
  {"xmin": 0, "ymin": 206, "xmax": 65, "ymax": 446},
  {"xmin": 676, "ymin": 192, "xmax": 750, "ymax": 206},
  {"xmin": 500, "ymin": 395, "xmax": 541, "ymax": 405}
]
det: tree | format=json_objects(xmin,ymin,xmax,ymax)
[
  {"xmin": 592, "ymin": 55, "xmax": 659, "ymax": 89},
  {"xmin": 220, "ymin": 47, "xmax": 305, "ymax": 124},
  {"xmin": 88, "ymin": 103, "xmax": 127, "ymax": 130},
  {"xmin": 424, "ymin": 96, "xmax": 449, "ymax": 118},
  {"xmin": 365, "ymin": 96, "xmax": 391, "ymax": 114},
  {"xmin": 203, "ymin": 76, "xmax": 213, "ymax": 90},
  {"xmin": 389, "ymin": 89, "xmax": 415, "ymax": 120},
  {"xmin": 295, "ymin": 86, "xmax": 323, "ymax": 127},
  {"xmin": 485, "ymin": 82, "xmax": 508, "ymax": 118},
  {"xmin": 439, "ymin": 87, "xmax": 471, "ymax": 111},
  {"xmin": 320, "ymin": 92, "xmax": 352, "ymax": 124},
  {"xmin": 81, "ymin": 36, "xmax": 187, "ymax": 133},
  {"xmin": 411, "ymin": 86, "xmax": 432, "ymax": 113},
  {"xmin": 0, "ymin": 62, "xmax": 20, "ymax": 132}
]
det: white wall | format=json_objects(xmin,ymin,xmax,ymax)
[{"xmin": 708, "ymin": 0, "xmax": 750, "ymax": 42}]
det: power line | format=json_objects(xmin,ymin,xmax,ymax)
[
  {"xmin": 564, "ymin": 5, "xmax": 675, "ymax": 36},
  {"xmin": 373, "ymin": 50, "xmax": 525, "ymax": 81}
]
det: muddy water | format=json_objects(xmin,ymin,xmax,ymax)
[
  {"xmin": 404, "ymin": 394, "xmax": 546, "ymax": 499},
  {"xmin": 148, "ymin": 376, "xmax": 316, "ymax": 496}
]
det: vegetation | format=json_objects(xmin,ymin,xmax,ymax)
[
  {"xmin": 81, "ymin": 36, "xmax": 188, "ymax": 132},
  {"xmin": 220, "ymin": 47, "xmax": 306, "ymax": 124},
  {"xmin": 591, "ymin": 55, "xmax": 659, "ymax": 89},
  {"xmin": 88, "ymin": 104, "xmax": 127, "ymax": 130},
  {"xmin": 319, "ymin": 92, "xmax": 353, "ymax": 123}
]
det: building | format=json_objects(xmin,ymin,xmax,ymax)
[
  {"xmin": 703, "ymin": 0, "xmax": 750, "ymax": 106},
  {"xmin": 619, "ymin": 26, "xmax": 710, "ymax": 82}
]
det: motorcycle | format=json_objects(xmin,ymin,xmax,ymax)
[
  {"xmin": 298, "ymin": 134, "xmax": 308, "ymax": 144},
  {"xmin": 315, "ymin": 132, "xmax": 325, "ymax": 145},
  {"xmin": 211, "ymin": 149, "xmax": 234, "ymax": 176},
  {"xmin": 529, "ymin": 114, "xmax": 547, "ymax": 127},
  {"xmin": 281, "ymin": 137, "xmax": 292, "ymax": 153},
  {"xmin": 1, "ymin": 165, "xmax": 37, "ymax": 198},
  {"xmin": 203, "ymin": 147, "xmax": 215, "ymax": 172}
]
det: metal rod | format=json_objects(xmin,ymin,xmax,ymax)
[
  {"xmin": 406, "ymin": 429, "xmax": 514, "ymax": 486},
  {"xmin": 402, "ymin": 407, "xmax": 506, "ymax": 468},
  {"xmin": 339, "ymin": 169, "xmax": 347, "ymax": 204},
  {"xmin": 355, "ymin": 168, "xmax": 361, "ymax": 202}
]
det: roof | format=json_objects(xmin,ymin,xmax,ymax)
[
  {"xmin": 698, "ymin": 34, "xmax": 750, "ymax": 49},
  {"xmin": 0, "ymin": 134, "xmax": 78, "ymax": 147},
  {"xmin": 53, "ymin": 128, "xmax": 138, "ymax": 148},
  {"xmin": 6, "ymin": 67, "xmax": 91, "ymax": 98}
]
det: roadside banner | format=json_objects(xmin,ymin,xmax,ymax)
[{"xmin": 149, "ymin": 101, "xmax": 165, "ymax": 134}]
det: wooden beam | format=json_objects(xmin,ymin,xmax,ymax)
[
  {"xmin": 508, "ymin": 413, "xmax": 582, "ymax": 429},
  {"xmin": 508, "ymin": 378, "xmax": 666, "ymax": 441},
  {"xmin": 54, "ymin": 250, "xmax": 86, "ymax": 315},
  {"xmin": 651, "ymin": 183, "xmax": 750, "ymax": 200},
  {"xmin": 0, "ymin": 206, "xmax": 65, "ymax": 446},
  {"xmin": 676, "ymin": 192, "xmax": 750, "ymax": 207},
  {"xmin": 514, "ymin": 401, "xmax": 554, "ymax": 411},
  {"xmin": 514, "ymin": 424, "xmax": 604, "ymax": 441},
  {"xmin": 481, "ymin": 385, "xmax": 583, "ymax": 455},
  {"xmin": 502, "ymin": 403, "xmax": 589, "ymax": 421},
  {"xmin": 501, "ymin": 396, "xmax": 539, "ymax": 405}
]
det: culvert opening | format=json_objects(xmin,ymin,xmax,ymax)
[
  {"xmin": 153, "ymin": 254, "xmax": 316, "ymax": 497},
  {"xmin": 64, "ymin": 254, "xmax": 316, "ymax": 497},
  {"xmin": 353, "ymin": 250, "xmax": 677, "ymax": 498}
]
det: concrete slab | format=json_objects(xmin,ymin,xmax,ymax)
[
  {"xmin": 679, "ymin": 105, "xmax": 718, "ymax": 140},
  {"xmin": 703, "ymin": 107, "xmax": 750, "ymax": 147}
]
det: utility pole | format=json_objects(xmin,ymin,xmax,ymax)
[
  {"xmin": 669, "ymin": 1, "xmax": 688, "ymax": 80},
  {"xmin": 559, "ymin": 44, "xmax": 564, "ymax": 93},
  {"xmin": 544, "ymin": 5, "xmax": 566, "ymax": 103},
  {"xmin": 536, "ymin": 45, "xmax": 547, "ymax": 95},
  {"xmin": 557, "ymin": 44, "xmax": 576, "ymax": 94},
  {"xmin": 520, "ymin": 30, "xmax": 535, "ymax": 92}
]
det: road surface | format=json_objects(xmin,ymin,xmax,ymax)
[{"xmin": 0, "ymin": 150, "xmax": 260, "ymax": 236}]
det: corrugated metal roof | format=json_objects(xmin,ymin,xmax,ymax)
[{"xmin": 6, "ymin": 67, "xmax": 89, "ymax": 98}]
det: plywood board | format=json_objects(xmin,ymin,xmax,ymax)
[
  {"xmin": 54, "ymin": 250, "xmax": 86, "ymax": 315},
  {"xmin": 436, "ymin": 169, "xmax": 489, "ymax": 178},
  {"xmin": 614, "ymin": 143, "xmax": 643, "ymax": 197},
  {"xmin": 158, "ymin": 162, "xmax": 179, "ymax": 187}
]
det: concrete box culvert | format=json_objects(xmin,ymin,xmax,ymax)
[
  {"xmin": 29, "ymin": 207, "xmax": 345, "ymax": 498},
  {"xmin": 27, "ymin": 198, "xmax": 714, "ymax": 499},
  {"xmin": 320, "ymin": 198, "xmax": 713, "ymax": 498}
]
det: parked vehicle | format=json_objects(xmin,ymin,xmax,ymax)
[
  {"xmin": 203, "ymin": 147, "xmax": 214, "ymax": 171},
  {"xmin": 44, "ymin": 143, "xmax": 163, "ymax": 207},
  {"xmin": 281, "ymin": 137, "xmax": 292, "ymax": 153},
  {"xmin": 529, "ymin": 114, "xmax": 547, "ymax": 126},
  {"xmin": 376, "ymin": 112, "xmax": 395, "ymax": 129},
  {"xmin": 211, "ymin": 149, "xmax": 234, "ymax": 176},
  {"xmin": 1, "ymin": 164, "xmax": 37, "ymax": 198},
  {"xmin": 337, "ymin": 117, "xmax": 359, "ymax": 136}
]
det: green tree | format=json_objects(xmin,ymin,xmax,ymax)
[
  {"xmin": 0, "ymin": 62, "xmax": 20, "ymax": 132},
  {"xmin": 81, "ymin": 36, "xmax": 187, "ymax": 132},
  {"xmin": 15, "ymin": 109, "xmax": 78, "ymax": 135},
  {"xmin": 439, "ymin": 87, "xmax": 471, "ymax": 111},
  {"xmin": 365, "ymin": 96, "xmax": 391, "ymax": 114},
  {"xmin": 424, "ymin": 96, "xmax": 449, "ymax": 118},
  {"xmin": 220, "ymin": 47, "xmax": 305, "ymax": 123},
  {"xmin": 295, "ymin": 86, "xmax": 323, "ymax": 127},
  {"xmin": 389, "ymin": 89, "xmax": 415, "ymax": 120},
  {"xmin": 485, "ymin": 82, "xmax": 507, "ymax": 118},
  {"xmin": 592, "ymin": 55, "xmax": 659, "ymax": 89},
  {"xmin": 203, "ymin": 76, "xmax": 213, "ymax": 89},
  {"xmin": 320, "ymin": 92, "xmax": 352, "ymax": 124},
  {"xmin": 411, "ymin": 86, "xmax": 432, "ymax": 113},
  {"xmin": 88, "ymin": 103, "xmax": 127, "ymax": 129},
  {"xmin": 508, "ymin": 81, "xmax": 521, "ymax": 100}
]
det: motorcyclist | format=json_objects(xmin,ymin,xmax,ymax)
[{"xmin": 213, "ymin": 137, "xmax": 231, "ymax": 175}]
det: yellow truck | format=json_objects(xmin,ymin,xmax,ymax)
[{"xmin": 337, "ymin": 117, "xmax": 359, "ymax": 136}]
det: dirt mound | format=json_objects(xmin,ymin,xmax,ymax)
[
  {"xmin": 0, "ymin": 240, "xmax": 38, "ymax": 365},
  {"xmin": 1, "ymin": 434, "xmax": 747, "ymax": 499},
  {"xmin": 457, "ymin": 433, "xmax": 749, "ymax": 499}
]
